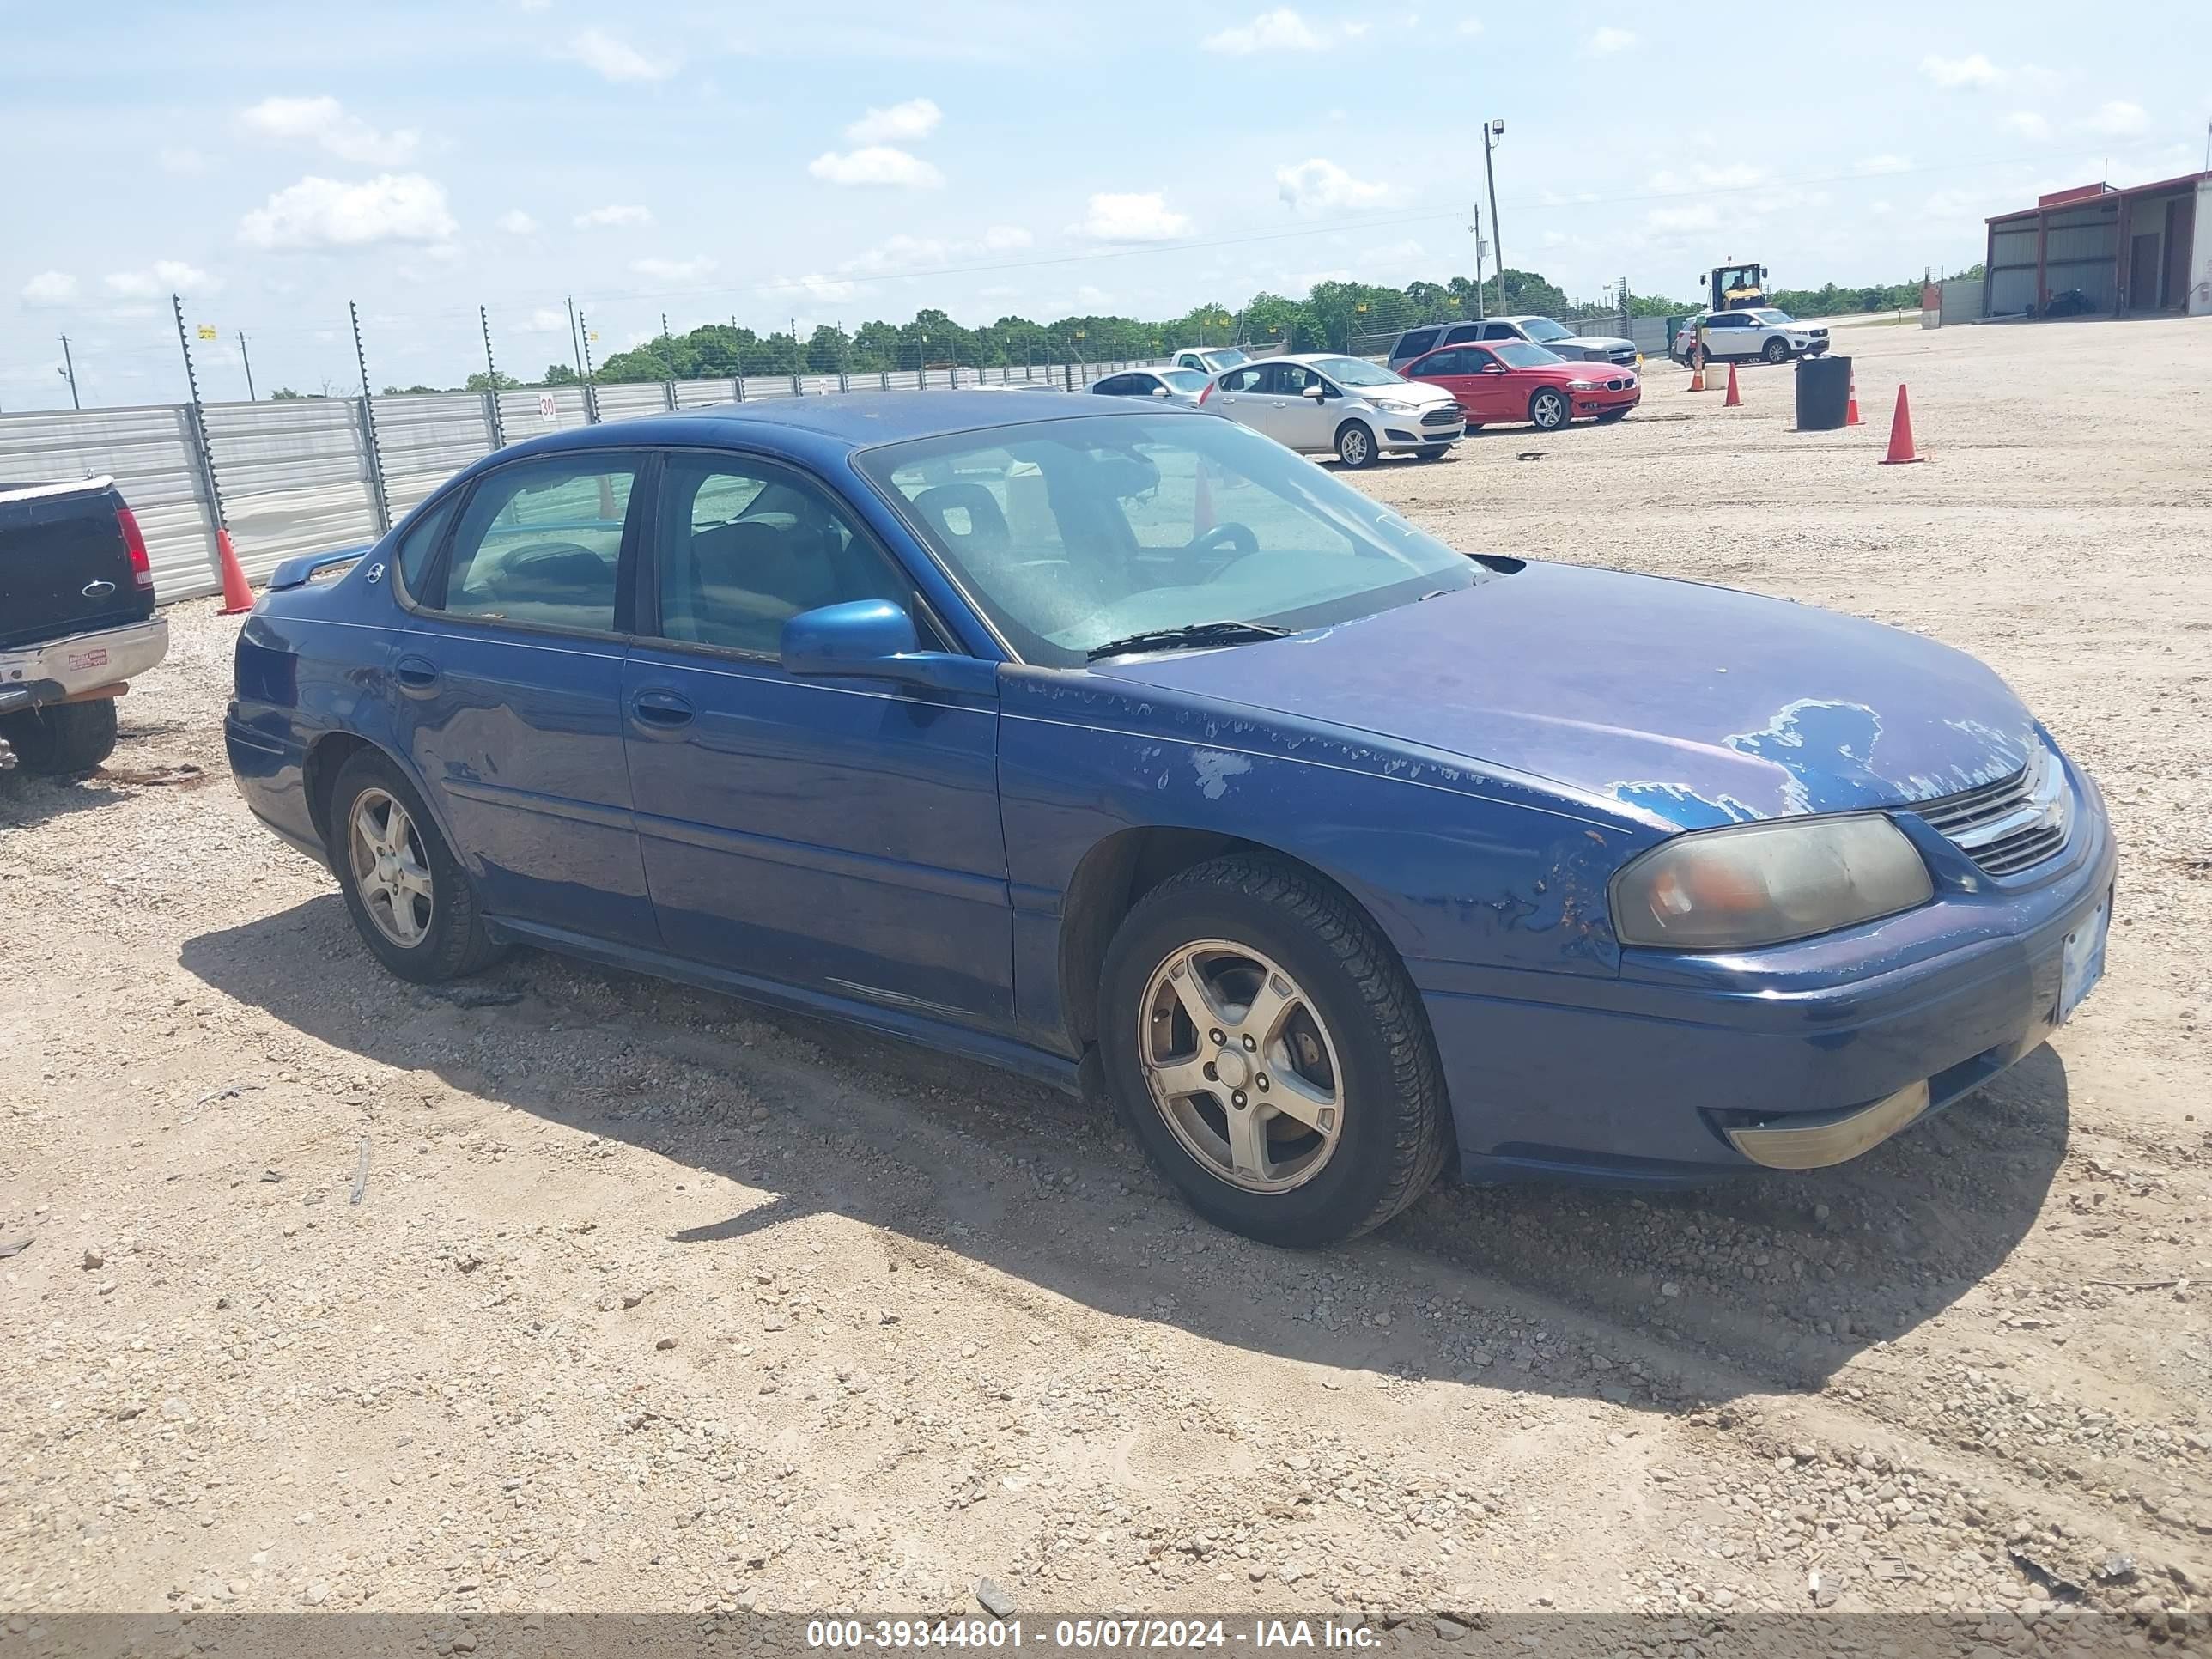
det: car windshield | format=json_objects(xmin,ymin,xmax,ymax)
[
  {"xmin": 1158, "ymin": 368, "xmax": 1209, "ymax": 392},
  {"xmin": 1750, "ymin": 308, "xmax": 1796, "ymax": 325},
  {"xmin": 1520, "ymin": 319, "xmax": 1576, "ymax": 343},
  {"xmin": 1306, "ymin": 356, "xmax": 1402, "ymax": 388},
  {"xmin": 857, "ymin": 413, "xmax": 1500, "ymax": 667},
  {"xmin": 1494, "ymin": 343, "xmax": 1565, "ymax": 368}
]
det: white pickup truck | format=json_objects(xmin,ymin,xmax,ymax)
[{"xmin": 0, "ymin": 476, "xmax": 169, "ymax": 774}]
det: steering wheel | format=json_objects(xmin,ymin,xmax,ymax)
[{"xmin": 1187, "ymin": 522, "xmax": 1257, "ymax": 560}]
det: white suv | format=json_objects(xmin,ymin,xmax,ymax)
[
  {"xmin": 1200, "ymin": 353, "xmax": 1463, "ymax": 468},
  {"xmin": 1674, "ymin": 307, "xmax": 1831, "ymax": 365}
]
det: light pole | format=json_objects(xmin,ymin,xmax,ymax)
[{"xmin": 1480, "ymin": 118, "xmax": 1505, "ymax": 309}]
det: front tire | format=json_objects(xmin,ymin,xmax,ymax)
[
  {"xmin": 1528, "ymin": 387, "xmax": 1570, "ymax": 431},
  {"xmin": 1762, "ymin": 337, "xmax": 1789, "ymax": 364},
  {"xmin": 330, "ymin": 750, "xmax": 503, "ymax": 984},
  {"xmin": 0, "ymin": 699, "xmax": 118, "ymax": 775},
  {"xmin": 1098, "ymin": 855, "xmax": 1451, "ymax": 1248},
  {"xmin": 1334, "ymin": 422, "xmax": 1376, "ymax": 469}
]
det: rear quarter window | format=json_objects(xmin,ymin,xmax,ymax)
[{"xmin": 395, "ymin": 494, "xmax": 458, "ymax": 603}]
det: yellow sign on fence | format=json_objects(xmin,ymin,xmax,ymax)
[{"xmin": 196, "ymin": 325, "xmax": 218, "ymax": 341}]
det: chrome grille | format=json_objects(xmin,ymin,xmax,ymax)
[
  {"xmin": 1420, "ymin": 407, "xmax": 1462, "ymax": 427},
  {"xmin": 1915, "ymin": 743, "xmax": 2070, "ymax": 876}
]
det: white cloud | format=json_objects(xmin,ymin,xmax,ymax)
[
  {"xmin": 556, "ymin": 27, "xmax": 679, "ymax": 83},
  {"xmin": 158, "ymin": 147, "xmax": 205, "ymax": 175},
  {"xmin": 2079, "ymin": 100, "xmax": 2148, "ymax": 137},
  {"xmin": 516, "ymin": 307, "xmax": 570, "ymax": 334},
  {"xmin": 103, "ymin": 259, "xmax": 220, "ymax": 298},
  {"xmin": 239, "ymin": 95, "xmax": 420, "ymax": 165},
  {"xmin": 21, "ymin": 270, "xmax": 80, "ymax": 307},
  {"xmin": 1856, "ymin": 153, "xmax": 1913, "ymax": 175},
  {"xmin": 2002, "ymin": 110, "xmax": 2052, "ymax": 142},
  {"xmin": 239, "ymin": 174, "xmax": 457, "ymax": 250},
  {"xmin": 1645, "ymin": 203, "xmax": 1721, "ymax": 234},
  {"xmin": 496, "ymin": 209, "xmax": 539, "ymax": 234},
  {"xmin": 1275, "ymin": 157, "xmax": 1392, "ymax": 214},
  {"xmin": 1649, "ymin": 161, "xmax": 1771, "ymax": 191},
  {"xmin": 1920, "ymin": 52, "xmax": 2002, "ymax": 88},
  {"xmin": 574, "ymin": 203, "xmax": 653, "ymax": 228},
  {"xmin": 978, "ymin": 284, "xmax": 1021, "ymax": 301},
  {"xmin": 1586, "ymin": 25, "xmax": 1636, "ymax": 52},
  {"xmin": 842, "ymin": 225, "xmax": 1035, "ymax": 275},
  {"xmin": 807, "ymin": 146, "xmax": 943, "ymax": 188},
  {"xmin": 1457, "ymin": 15, "xmax": 1482, "ymax": 33},
  {"xmin": 1202, "ymin": 9, "xmax": 1327, "ymax": 52},
  {"xmin": 981, "ymin": 224, "xmax": 1031, "ymax": 251},
  {"xmin": 771, "ymin": 272, "xmax": 861, "ymax": 304},
  {"xmin": 1076, "ymin": 191, "xmax": 1190, "ymax": 242},
  {"xmin": 630, "ymin": 255, "xmax": 719, "ymax": 282},
  {"xmin": 845, "ymin": 97, "xmax": 941, "ymax": 144}
]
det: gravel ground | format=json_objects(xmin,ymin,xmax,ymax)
[{"xmin": 3, "ymin": 315, "xmax": 2209, "ymax": 1637}]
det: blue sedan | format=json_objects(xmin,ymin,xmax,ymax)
[{"xmin": 226, "ymin": 391, "xmax": 2114, "ymax": 1246}]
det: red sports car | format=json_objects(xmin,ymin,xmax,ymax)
[{"xmin": 1400, "ymin": 340, "xmax": 1639, "ymax": 433}]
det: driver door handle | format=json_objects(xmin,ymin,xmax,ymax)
[
  {"xmin": 393, "ymin": 655, "xmax": 441, "ymax": 696},
  {"xmin": 629, "ymin": 688, "xmax": 696, "ymax": 730}
]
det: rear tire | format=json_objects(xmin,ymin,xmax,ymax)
[
  {"xmin": 1528, "ymin": 387, "xmax": 1570, "ymax": 431},
  {"xmin": 0, "ymin": 699, "xmax": 118, "ymax": 775},
  {"xmin": 1334, "ymin": 422, "xmax": 1377, "ymax": 469},
  {"xmin": 1098, "ymin": 854, "xmax": 1451, "ymax": 1248},
  {"xmin": 330, "ymin": 749, "xmax": 504, "ymax": 984}
]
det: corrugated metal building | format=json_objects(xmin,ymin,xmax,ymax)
[{"xmin": 1983, "ymin": 171, "xmax": 2212, "ymax": 319}]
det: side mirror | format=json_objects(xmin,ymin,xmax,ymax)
[
  {"xmin": 1302, "ymin": 383, "xmax": 1327, "ymax": 400},
  {"xmin": 780, "ymin": 599, "xmax": 995, "ymax": 695},
  {"xmin": 1151, "ymin": 385, "xmax": 1170, "ymax": 398}
]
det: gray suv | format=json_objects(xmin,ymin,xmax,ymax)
[{"xmin": 1387, "ymin": 315, "xmax": 1639, "ymax": 372}]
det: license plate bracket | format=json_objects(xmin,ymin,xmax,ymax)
[{"xmin": 2057, "ymin": 892, "xmax": 2111, "ymax": 1025}]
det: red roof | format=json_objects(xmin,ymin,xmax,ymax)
[{"xmin": 1988, "ymin": 169, "xmax": 2210, "ymax": 222}]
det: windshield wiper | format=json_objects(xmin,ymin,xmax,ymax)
[{"xmin": 1086, "ymin": 620, "xmax": 1293, "ymax": 660}]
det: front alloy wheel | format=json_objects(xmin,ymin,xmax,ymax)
[
  {"xmin": 1529, "ymin": 388, "xmax": 1570, "ymax": 430},
  {"xmin": 1139, "ymin": 939, "xmax": 1344, "ymax": 1193},
  {"xmin": 1335, "ymin": 422, "xmax": 1376, "ymax": 468}
]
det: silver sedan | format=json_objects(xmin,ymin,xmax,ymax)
[{"xmin": 1090, "ymin": 367, "xmax": 1214, "ymax": 409}]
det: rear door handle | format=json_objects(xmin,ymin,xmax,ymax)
[
  {"xmin": 393, "ymin": 655, "xmax": 441, "ymax": 696},
  {"xmin": 630, "ymin": 689, "xmax": 696, "ymax": 729}
]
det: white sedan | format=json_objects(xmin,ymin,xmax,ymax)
[{"xmin": 1199, "ymin": 353, "xmax": 1463, "ymax": 468}]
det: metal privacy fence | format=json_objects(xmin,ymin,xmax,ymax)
[{"xmin": 0, "ymin": 359, "xmax": 1172, "ymax": 604}]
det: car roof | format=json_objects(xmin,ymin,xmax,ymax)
[{"xmin": 475, "ymin": 390, "xmax": 1159, "ymax": 469}]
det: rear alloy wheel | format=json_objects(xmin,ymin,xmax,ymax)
[
  {"xmin": 1528, "ymin": 387, "xmax": 1570, "ymax": 431},
  {"xmin": 1334, "ymin": 422, "xmax": 1376, "ymax": 469},
  {"xmin": 0, "ymin": 698, "xmax": 117, "ymax": 775},
  {"xmin": 331, "ymin": 749, "xmax": 504, "ymax": 983},
  {"xmin": 1099, "ymin": 854, "xmax": 1451, "ymax": 1247},
  {"xmin": 1762, "ymin": 337, "xmax": 1790, "ymax": 364}
]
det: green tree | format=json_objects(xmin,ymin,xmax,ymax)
[
  {"xmin": 540, "ymin": 362, "xmax": 580, "ymax": 385},
  {"xmin": 464, "ymin": 369, "xmax": 521, "ymax": 392},
  {"xmin": 269, "ymin": 386, "xmax": 307, "ymax": 399}
]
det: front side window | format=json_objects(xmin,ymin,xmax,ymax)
[
  {"xmin": 654, "ymin": 455, "xmax": 913, "ymax": 656},
  {"xmin": 1416, "ymin": 349, "xmax": 1468, "ymax": 375},
  {"xmin": 1482, "ymin": 322, "xmax": 1516, "ymax": 340},
  {"xmin": 1520, "ymin": 319, "xmax": 1576, "ymax": 343},
  {"xmin": 1220, "ymin": 365, "xmax": 1267, "ymax": 392},
  {"xmin": 441, "ymin": 456, "xmax": 638, "ymax": 631},
  {"xmin": 1270, "ymin": 362, "xmax": 1319, "ymax": 395},
  {"xmin": 859, "ymin": 413, "xmax": 1501, "ymax": 668}
]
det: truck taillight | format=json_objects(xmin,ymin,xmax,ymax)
[{"xmin": 116, "ymin": 507, "xmax": 155, "ymax": 589}]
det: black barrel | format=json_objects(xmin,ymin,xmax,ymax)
[{"xmin": 1795, "ymin": 353, "xmax": 1851, "ymax": 431}]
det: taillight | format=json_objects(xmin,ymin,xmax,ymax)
[
  {"xmin": 1197, "ymin": 380, "xmax": 1213, "ymax": 405},
  {"xmin": 116, "ymin": 507, "xmax": 155, "ymax": 589}
]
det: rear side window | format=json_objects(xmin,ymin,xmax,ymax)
[
  {"xmin": 1482, "ymin": 323, "xmax": 1516, "ymax": 340},
  {"xmin": 439, "ymin": 456, "xmax": 640, "ymax": 632},
  {"xmin": 394, "ymin": 495, "xmax": 457, "ymax": 602},
  {"xmin": 1220, "ymin": 366, "xmax": 1267, "ymax": 392},
  {"xmin": 1395, "ymin": 328, "xmax": 1439, "ymax": 358}
]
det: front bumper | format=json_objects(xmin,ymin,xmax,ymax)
[
  {"xmin": 1379, "ymin": 412, "xmax": 1466, "ymax": 448},
  {"xmin": 1798, "ymin": 338, "xmax": 1831, "ymax": 356},
  {"xmin": 1571, "ymin": 386, "xmax": 1640, "ymax": 417},
  {"xmin": 0, "ymin": 618, "xmax": 168, "ymax": 714},
  {"xmin": 1418, "ymin": 767, "xmax": 2116, "ymax": 1183}
]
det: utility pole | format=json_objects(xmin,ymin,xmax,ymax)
[
  {"xmin": 58, "ymin": 335, "xmax": 80, "ymax": 409},
  {"xmin": 1481, "ymin": 119, "xmax": 1506, "ymax": 308},
  {"xmin": 1469, "ymin": 204, "xmax": 1488, "ymax": 319},
  {"xmin": 236, "ymin": 331, "xmax": 257, "ymax": 401},
  {"xmin": 480, "ymin": 305, "xmax": 506, "ymax": 447}
]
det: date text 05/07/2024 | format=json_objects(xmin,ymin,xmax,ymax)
[{"xmin": 805, "ymin": 1620, "xmax": 1381, "ymax": 1650}]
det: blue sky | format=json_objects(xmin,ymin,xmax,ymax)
[{"xmin": 4, "ymin": 0, "xmax": 2207, "ymax": 408}]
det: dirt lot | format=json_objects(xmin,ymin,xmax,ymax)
[{"xmin": 3, "ymin": 315, "xmax": 2209, "ymax": 1634}]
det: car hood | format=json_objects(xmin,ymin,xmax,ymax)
[
  {"xmin": 1554, "ymin": 333, "xmax": 1635, "ymax": 354},
  {"xmin": 1086, "ymin": 562, "xmax": 2040, "ymax": 830},
  {"xmin": 1355, "ymin": 379, "xmax": 1456, "ymax": 408}
]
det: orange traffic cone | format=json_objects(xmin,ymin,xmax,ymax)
[
  {"xmin": 1687, "ymin": 359, "xmax": 1705, "ymax": 392},
  {"xmin": 1879, "ymin": 385, "xmax": 1926, "ymax": 465},
  {"xmin": 1844, "ymin": 375, "xmax": 1862, "ymax": 426},
  {"xmin": 215, "ymin": 527, "xmax": 255, "ymax": 615},
  {"xmin": 1723, "ymin": 362, "xmax": 1741, "ymax": 407}
]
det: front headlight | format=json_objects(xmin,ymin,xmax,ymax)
[
  {"xmin": 1371, "ymin": 398, "xmax": 1413, "ymax": 413},
  {"xmin": 1568, "ymin": 380, "xmax": 1596, "ymax": 391},
  {"xmin": 1610, "ymin": 814, "xmax": 1933, "ymax": 951}
]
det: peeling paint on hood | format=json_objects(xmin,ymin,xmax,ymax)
[{"xmin": 1085, "ymin": 562, "xmax": 2040, "ymax": 830}]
